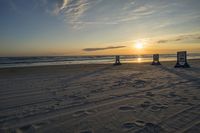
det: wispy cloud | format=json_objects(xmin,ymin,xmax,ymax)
[
  {"xmin": 48, "ymin": 0, "xmax": 160, "ymax": 28},
  {"xmin": 157, "ymin": 33, "xmax": 200, "ymax": 44},
  {"xmin": 62, "ymin": 0, "xmax": 90, "ymax": 22},
  {"xmin": 115, "ymin": 5, "xmax": 155, "ymax": 23},
  {"xmin": 83, "ymin": 46, "xmax": 126, "ymax": 51},
  {"xmin": 60, "ymin": 0, "xmax": 69, "ymax": 10},
  {"xmin": 59, "ymin": 0, "xmax": 102, "ymax": 28},
  {"xmin": 44, "ymin": 0, "xmax": 200, "ymax": 30}
]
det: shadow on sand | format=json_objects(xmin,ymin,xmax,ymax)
[{"xmin": 158, "ymin": 65, "xmax": 200, "ymax": 84}]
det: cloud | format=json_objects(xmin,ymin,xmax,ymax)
[
  {"xmin": 83, "ymin": 46, "xmax": 126, "ymax": 52},
  {"xmin": 60, "ymin": 0, "xmax": 69, "ymax": 10},
  {"xmin": 46, "ymin": 0, "xmax": 199, "ymax": 29},
  {"xmin": 56, "ymin": 0, "xmax": 102, "ymax": 28},
  {"xmin": 157, "ymin": 40, "xmax": 168, "ymax": 43},
  {"xmin": 52, "ymin": 0, "xmax": 159, "ymax": 28},
  {"xmin": 63, "ymin": 0, "xmax": 90, "ymax": 21},
  {"xmin": 157, "ymin": 34, "xmax": 200, "ymax": 44},
  {"xmin": 67, "ymin": 21, "xmax": 118, "ymax": 25},
  {"xmin": 42, "ymin": 0, "xmax": 68, "ymax": 15}
]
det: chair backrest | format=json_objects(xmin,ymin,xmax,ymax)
[
  {"xmin": 177, "ymin": 51, "xmax": 187, "ymax": 65},
  {"xmin": 116, "ymin": 56, "xmax": 120, "ymax": 61},
  {"xmin": 153, "ymin": 54, "xmax": 159, "ymax": 62}
]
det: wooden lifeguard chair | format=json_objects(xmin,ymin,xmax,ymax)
[
  {"xmin": 175, "ymin": 51, "xmax": 190, "ymax": 68},
  {"xmin": 113, "ymin": 55, "xmax": 121, "ymax": 65},
  {"xmin": 151, "ymin": 54, "xmax": 161, "ymax": 65}
]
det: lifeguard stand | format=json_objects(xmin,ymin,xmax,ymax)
[
  {"xmin": 151, "ymin": 54, "xmax": 161, "ymax": 65},
  {"xmin": 113, "ymin": 55, "xmax": 121, "ymax": 65},
  {"xmin": 175, "ymin": 51, "xmax": 190, "ymax": 68}
]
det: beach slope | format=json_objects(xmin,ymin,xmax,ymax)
[{"xmin": 0, "ymin": 60, "xmax": 200, "ymax": 133}]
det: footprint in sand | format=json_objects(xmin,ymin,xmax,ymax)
[
  {"xmin": 18, "ymin": 124, "xmax": 36, "ymax": 133},
  {"xmin": 122, "ymin": 122, "xmax": 139, "ymax": 129},
  {"xmin": 174, "ymin": 98, "xmax": 194, "ymax": 106},
  {"xmin": 150, "ymin": 104, "xmax": 168, "ymax": 112},
  {"xmin": 73, "ymin": 110, "xmax": 95, "ymax": 117},
  {"xmin": 140, "ymin": 101, "xmax": 151, "ymax": 108},
  {"xmin": 90, "ymin": 89, "xmax": 103, "ymax": 93},
  {"xmin": 168, "ymin": 92, "xmax": 177, "ymax": 97},
  {"xmin": 135, "ymin": 120, "xmax": 146, "ymax": 127},
  {"xmin": 135, "ymin": 123, "xmax": 164, "ymax": 133},
  {"xmin": 146, "ymin": 92, "xmax": 155, "ymax": 97},
  {"xmin": 174, "ymin": 97, "xmax": 188, "ymax": 104},
  {"xmin": 164, "ymin": 91, "xmax": 178, "ymax": 98},
  {"xmin": 150, "ymin": 106, "xmax": 162, "ymax": 112},
  {"xmin": 132, "ymin": 80, "xmax": 146, "ymax": 88},
  {"xmin": 118, "ymin": 106, "xmax": 135, "ymax": 111}
]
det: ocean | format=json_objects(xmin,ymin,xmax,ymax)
[{"xmin": 0, "ymin": 53, "xmax": 200, "ymax": 68}]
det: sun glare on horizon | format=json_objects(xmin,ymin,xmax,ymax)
[{"xmin": 135, "ymin": 42, "xmax": 144, "ymax": 49}]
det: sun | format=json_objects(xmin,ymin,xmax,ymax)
[{"xmin": 135, "ymin": 42, "xmax": 144, "ymax": 49}]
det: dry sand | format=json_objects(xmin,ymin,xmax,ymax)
[{"xmin": 0, "ymin": 60, "xmax": 200, "ymax": 133}]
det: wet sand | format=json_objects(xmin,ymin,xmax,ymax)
[{"xmin": 0, "ymin": 60, "xmax": 200, "ymax": 133}]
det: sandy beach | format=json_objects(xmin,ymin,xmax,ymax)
[{"xmin": 0, "ymin": 60, "xmax": 200, "ymax": 133}]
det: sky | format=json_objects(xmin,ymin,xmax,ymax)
[{"xmin": 0, "ymin": 0, "xmax": 200, "ymax": 56}]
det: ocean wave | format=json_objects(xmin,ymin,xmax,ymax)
[{"xmin": 0, "ymin": 54, "xmax": 200, "ymax": 68}]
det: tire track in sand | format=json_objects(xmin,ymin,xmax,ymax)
[{"xmin": 159, "ymin": 104, "xmax": 200, "ymax": 133}]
